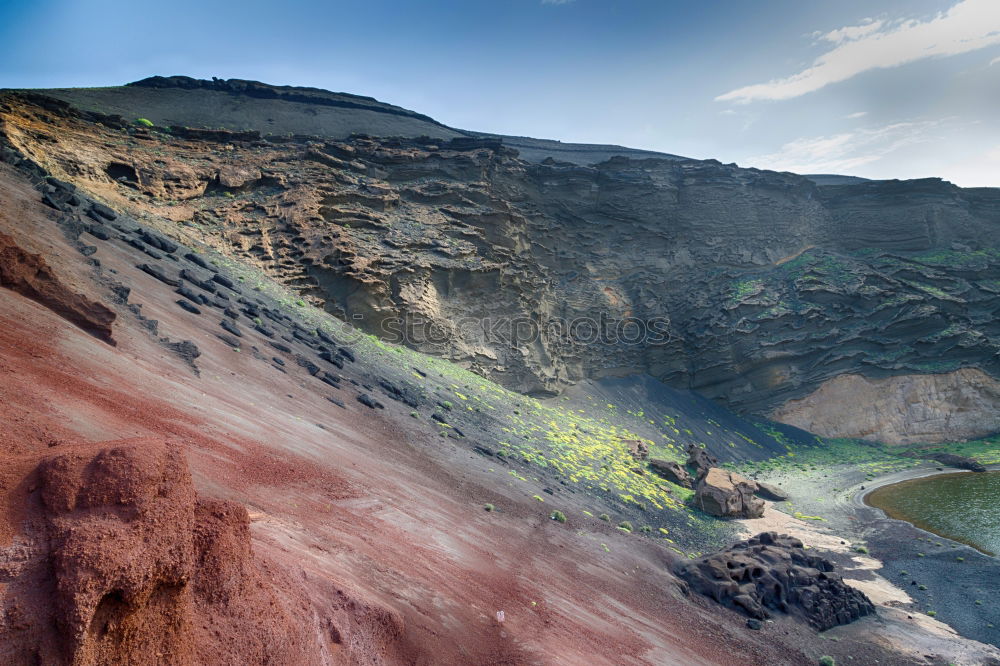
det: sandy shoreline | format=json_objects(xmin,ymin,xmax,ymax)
[{"xmin": 737, "ymin": 460, "xmax": 1000, "ymax": 659}]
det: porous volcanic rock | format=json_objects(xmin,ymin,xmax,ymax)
[
  {"xmin": 677, "ymin": 532, "xmax": 876, "ymax": 631},
  {"xmin": 693, "ymin": 468, "xmax": 764, "ymax": 519}
]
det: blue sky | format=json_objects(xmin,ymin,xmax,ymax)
[{"xmin": 3, "ymin": 0, "xmax": 1000, "ymax": 185}]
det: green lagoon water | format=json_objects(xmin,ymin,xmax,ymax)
[{"xmin": 866, "ymin": 471, "xmax": 1000, "ymax": 556}]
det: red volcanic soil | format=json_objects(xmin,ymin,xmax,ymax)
[{"xmin": 0, "ymin": 161, "xmax": 897, "ymax": 664}]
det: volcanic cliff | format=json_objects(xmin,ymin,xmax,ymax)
[{"xmin": 2, "ymin": 78, "xmax": 1000, "ymax": 665}]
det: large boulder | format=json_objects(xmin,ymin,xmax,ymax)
[
  {"xmin": 677, "ymin": 532, "xmax": 876, "ymax": 631},
  {"xmin": 648, "ymin": 458, "xmax": 693, "ymax": 488},
  {"xmin": 693, "ymin": 468, "xmax": 764, "ymax": 518}
]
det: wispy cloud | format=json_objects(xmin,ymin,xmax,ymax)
[
  {"xmin": 991, "ymin": 55, "xmax": 1000, "ymax": 66},
  {"xmin": 718, "ymin": 0, "xmax": 1000, "ymax": 103},
  {"xmin": 845, "ymin": 111, "xmax": 868, "ymax": 119},
  {"xmin": 747, "ymin": 120, "xmax": 942, "ymax": 174},
  {"xmin": 541, "ymin": 0, "xmax": 575, "ymax": 4}
]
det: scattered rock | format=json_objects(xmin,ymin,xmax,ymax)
[
  {"xmin": 137, "ymin": 263, "xmax": 180, "ymax": 287},
  {"xmin": 622, "ymin": 439, "xmax": 648, "ymax": 460},
  {"xmin": 219, "ymin": 319, "xmax": 242, "ymax": 337},
  {"xmin": 686, "ymin": 444, "xmax": 718, "ymax": 481},
  {"xmin": 754, "ymin": 481, "xmax": 789, "ymax": 502},
  {"xmin": 357, "ymin": 394, "xmax": 384, "ymax": 409},
  {"xmin": 176, "ymin": 299, "xmax": 201, "ymax": 314},
  {"xmin": 648, "ymin": 458, "xmax": 693, "ymax": 488}
]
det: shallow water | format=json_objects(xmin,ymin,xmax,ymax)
[{"xmin": 866, "ymin": 471, "xmax": 1000, "ymax": 556}]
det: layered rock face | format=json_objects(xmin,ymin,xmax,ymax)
[
  {"xmin": 5, "ymin": 88, "xmax": 1000, "ymax": 435},
  {"xmin": 771, "ymin": 369, "xmax": 1000, "ymax": 444}
]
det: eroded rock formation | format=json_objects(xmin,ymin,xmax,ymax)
[{"xmin": 677, "ymin": 532, "xmax": 876, "ymax": 631}]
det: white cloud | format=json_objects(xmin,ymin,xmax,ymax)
[
  {"xmin": 747, "ymin": 120, "xmax": 942, "ymax": 174},
  {"xmin": 718, "ymin": 0, "xmax": 1000, "ymax": 103},
  {"xmin": 845, "ymin": 111, "xmax": 868, "ymax": 119},
  {"xmin": 991, "ymin": 55, "xmax": 1000, "ymax": 66},
  {"xmin": 823, "ymin": 19, "xmax": 885, "ymax": 44}
]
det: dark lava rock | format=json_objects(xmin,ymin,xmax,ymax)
[
  {"xmin": 89, "ymin": 202, "xmax": 117, "ymax": 221},
  {"xmin": 746, "ymin": 619, "xmax": 762, "ymax": 630},
  {"xmin": 357, "ymin": 394, "xmax": 384, "ymax": 409},
  {"xmin": 137, "ymin": 263, "xmax": 180, "ymax": 287},
  {"xmin": 78, "ymin": 245, "xmax": 97, "ymax": 257},
  {"xmin": 128, "ymin": 238, "xmax": 162, "ymax": 260},
  {"xmin": 272, "ymin": 356, "xmax": 285, "ymax": 366},
  {"xmin": 326, "ymin": 396, "xmax": 346, "ymax": 409},
  {"xmin": 86, "ymin": 224, "xmax": 112, "ymax": 240},
  {"xmin": 648, "ymin": 458, "xmax": 693, "ymax": 488},
  {"xmin": 318, "ymin": 372, "xmax": 341, "ymax": 388},
  {"xmin": 176, "ymin": 285, "xmax": 208, "ymax": 305},
  {"xmin": 140, "ymin": 230, "xmax": 178, "ymax": 253},
  {"xmin": 163, "ymin": 339, "xmax": 200, "ymax": 363},
  {"xmin": 378, "ymin": 378, "xmax": 420, "ymax": 407},
  {"xmin": 754, "ymin": 481, "xmax": 789, "ymax": 502},
  {"xmin": 216, "ymin": 333, "xmax": 241, "ymax": 348},
  {"xmin": 295, "ymin": 356, "xmax": 320, "ymax": 376},
  {"xmin": 686, "ymin": 444, "xmax": 718, "ymax": 481},
  {"xmin": 212, "ymin": 273, "xmax": 236, "ymax": 290},
  {"xmin": 693, "ymin": 468, "xmax": 764, "ymax": 519},
  {"xmin": 319, "ymin": 350, "xmax": 344, "ymax": 369},
  {"xmin": 183, "ymin": 252, "xmax": 217, "ymax": 272},
  {"xmin": 219, "ymin": 319, "xmax": 242, "ymax": 337},
  {"xmin": 338, "ymin": 346, "xmax": 356, "ymax": 363},
  {"xmin": 269, "ymin": 341, "xmax": 292, "ymax": 354},
  {"xmin": 176, "ymin": 299, "xmax": 201, "ymax": 315},
  {"xmin": 922, "ymin": 452, "xmax": 987, "ymax": 472},
  {"xmin": 677, "ymin": 532, "xmax": 876, "ymax": 631}
]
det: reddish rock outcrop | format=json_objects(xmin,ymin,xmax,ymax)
[
  {"xmin": 0, "ymin": 439, "xmax": 404, "ymax": 666},
  {"xmin": 0, "ymin": 232, "xmax": 116, "ymax": 343}
]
